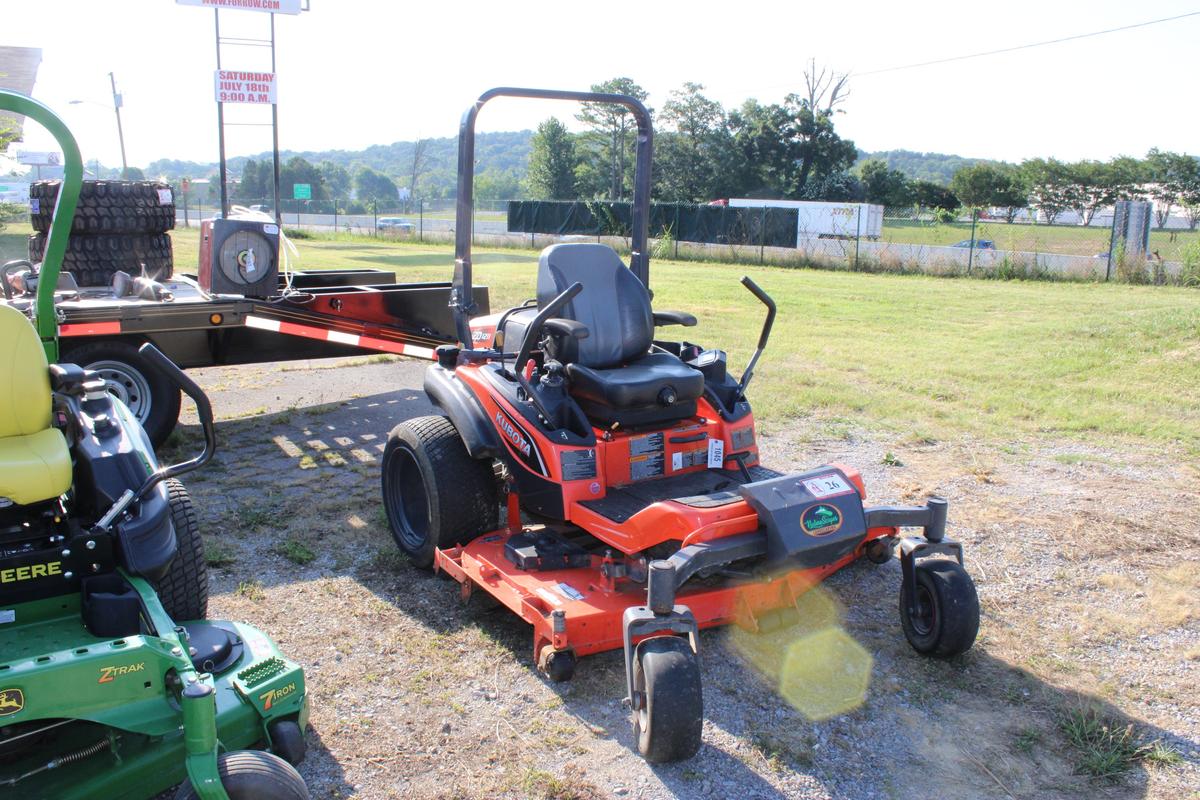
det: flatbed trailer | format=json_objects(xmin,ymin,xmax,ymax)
[{"xmin": 1, "ymin": 267, "xmax": 489, "ymax": 443}]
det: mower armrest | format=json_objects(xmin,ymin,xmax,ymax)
[
  {"xmin": 544, "ymin": 318, "xmax": 589, "ymax": 340},
  {"xmin": 653, "ymin": 310, "xmax": 697, "ymax": 327},
  {"xmin": 49, "ymin": 363, "xmax": 88, "ymax": 393}
]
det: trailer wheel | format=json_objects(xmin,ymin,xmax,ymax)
[
  {"xmin": 174, "ymin": 751, "xmax": 309, "ymax": 800},
  {"xmin": 62, "ymin": 339, "xmax": 181, "ymax": 447},
  {"xmin": 381, "ymin": 415, "xmax": 498, "ymax": 569},
  {"xmin": 632, "ymin": 636, "xmax": 703, "ymax": 763},
  {"xmin": 156, "ymin": 479, "xmax": 209, "ymax": 622},
  {"xmin": 900, "ymin": 560, "xmax": 979, "ymax": 658}
]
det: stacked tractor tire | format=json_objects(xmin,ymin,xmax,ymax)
[{"xmin": 28, "ymin": 179, "xmax": 176, "ymax": 287}]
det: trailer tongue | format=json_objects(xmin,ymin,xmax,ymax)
[{"xmin": 2, "ymin": 264, "xmax": 489, "ymax": 445}]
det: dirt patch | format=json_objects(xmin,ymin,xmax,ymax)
[{"xmin": 172, "ymin": 357, "xmax": 1199, "ymax": 799}]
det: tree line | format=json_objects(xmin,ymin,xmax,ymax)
[{"xmin": 528, "ymin": 74, "xmax": 1200, "ymax": 230}]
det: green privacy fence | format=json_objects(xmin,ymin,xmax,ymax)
[{"xmin": 506, "ymin": 200, "xmax": 800, "ymax": 248}]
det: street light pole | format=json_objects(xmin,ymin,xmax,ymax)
[{"xmin": 108, "ymin": 72, "xmax": 128, "ymax": 179}]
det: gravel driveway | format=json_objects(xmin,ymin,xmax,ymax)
[{"xmin": 169, "ymin": 356, "xmax": 1199, "ymax": 800}]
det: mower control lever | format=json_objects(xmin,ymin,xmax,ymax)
[
  {"xmin": 511, "ymin": 282, "xmax": 583, "ymax": 426},
  {"xmin": 737, "ymin": 276, "xmax": 776, "ymax": 398},
  {"xmin": 129, "ymin": 344, "xmax": 217, "ymax": 504}
]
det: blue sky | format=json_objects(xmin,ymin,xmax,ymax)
[{"xmin": 8, "ymin": 0, "xmax": 1200, "ymax": 170}]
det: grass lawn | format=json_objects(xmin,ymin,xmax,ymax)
[
  {"xmin": 881, "ymin": 217, "xmax": 1198, "ymax": 260},
  {"xmin": 11, "ymin": 223, "xmax": 1200, "ymax": 452}
]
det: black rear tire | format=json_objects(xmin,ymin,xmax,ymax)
[
  {"xmin": 174, "ymin": 751, "xmax": 309, "ymax": 800},
  {"xmin": 30, "ymin": 179, "xmax": 176, "ymax": 234},
  {"xmin": 29, "ymin": 231, "xmax": 173, "ymax": 286},
  {"xmin": 156, "ymin": 479, "xmax": 208, "ymax": 622},
  {"xmin": 61, "ymin": 339, "xmax": 181, "ymax": 447},
  {"xmin": 633, "ymin": 636, "xmax": 704, "ymax": 763},
  {"xmin": 380, "ymin": 415, "xmax": 498, "ymax": 569},
  {"xmin": 900, "ymin": 560, "xmax": 979, "ymax": 658}
]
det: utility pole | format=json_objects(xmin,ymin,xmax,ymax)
[{"xmin": 108, "ymin": 72, "xmax": 128, "ymax": 179}]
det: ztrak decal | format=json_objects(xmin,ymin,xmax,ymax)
[
  {"xmin": 800, "ymin": 504, "xmax": 843, "ymax": 537},
  {"xmin": 0, "ymin": 689, "xmax": 23, "ymax": 717},
  {"xmin": 0, "ymin": 561, "xmax": 62, "ymax": 584},
  {"xmin": 259, "ymin": 681, "xmax": 297, "ymax": 710},
  {"xmin": 494, "ymin": 408, "xmax": 547, "ymax": 476},
  {"xmin": 98, "ymin": 662, "xmax": 146, "ymax": 684}
]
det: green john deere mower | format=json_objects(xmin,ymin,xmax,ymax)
[{"xmin": 0, "ymin": 90, "xmax": 310, "ymax": 799}]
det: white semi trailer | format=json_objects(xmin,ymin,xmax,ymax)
[{"xmin": 727, "ymin": 198, "xmax": 884, "ymax": 240}]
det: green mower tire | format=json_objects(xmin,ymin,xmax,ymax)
[
  {"xmin": 156, "ymin": 478, "xmax": 209, "ymax": 622},
  {"xmin": 900, "ymin": 559, "xmax": 979, "ymax": 658},
  {"xmin": 632, "ymin": 635, "xmax": 703, "ymax": 763},
  {"xmin": 174, "ymin": 751, "xmax": 308, "ymax": 800},
  {"xmin": 381, "ymin": 415, "xmax": 498, "ymax": 569}
]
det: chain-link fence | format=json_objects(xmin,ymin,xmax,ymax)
[{"xmin": 175, "ymin": 197, "xmax": 1200, "ymax": 285}]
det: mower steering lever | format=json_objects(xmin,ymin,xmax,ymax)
[
  {"xmin": 737, "ymin": 276, "xmax": 776, "ymax": 398},
  {"xmin": 129, "ymin": 344, "xmax": 217, "ymax": 504}
]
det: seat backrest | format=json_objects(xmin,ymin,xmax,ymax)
[
  {"xmin": 537, "ymin": 243, "xmax": 652, "ymax": 369},
  {"xmin": 0, "ymin": 304, "xmax": 52, "ymax": 439}
]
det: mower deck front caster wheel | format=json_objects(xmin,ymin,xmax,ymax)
[
  {"xmin": 632, "ymin": 636, "xmax": 703, "ymax": 763},
  {"xmin": 864, "ymin": 537, "xmax": 894, "ymax": 564},
  {"xmin": 268, "ymin": 718, "xmax": 307, "ymax": 766},
  {"xmin": 174, "ymin": 750, "xmax": 309, "ymax": 800},
  {"xmin": 538, "ymin": 647, "xmax": 577, "ymax": 683},
  {"xmin": 900, "ymin": 559, "xmax": 979, "ymax": 658}
]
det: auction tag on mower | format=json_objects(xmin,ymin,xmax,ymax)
[
  {"xmin": 707, "ymin": 438, "xmax": 725, "ymax": 469},
  {"xmin": 0, "ymin": 609, "xmax": 13, "ymax": 625},
  {"xmin": 802, "ymin": 473, "xmax": 854, "ymax": 499}
]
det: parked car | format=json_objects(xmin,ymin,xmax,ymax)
[
  {"xmin": 952, "ymin": 239, "xmax": 995, "ymax": 249},
  {"xmin": 378, "ymin": 217, "xmax": 415, "ymax": 233}
]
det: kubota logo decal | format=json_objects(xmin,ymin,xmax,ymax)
[
  {"xmin": 259, "ymin": 682, "xmax": 297, "ymax": 710},
  {"xmin": 0, "ymin": 689, "xmax": 23, "ymax": 717},
  {"xmin": 494, "ymin": 408, "xmax": 547, "ymax": 476},
  {"xmin": 496, "ymin": 410, "xmax": 531, "ymax": 458},
  {"xmin": 98, "ymin": 662, "xmax": 146, "ymax": 684},
  {"xmin": 800, "ymin": 504, "xmax": 843, "ymax": 537}
]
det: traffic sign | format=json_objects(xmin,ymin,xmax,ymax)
[{"xmin": 293, "ymin": 183, "xmax": 311, "ymax": 200}]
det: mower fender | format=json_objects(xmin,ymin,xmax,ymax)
[{"xmin": 424, "ymin": 364, "xmax": 502, "ymax": 460}]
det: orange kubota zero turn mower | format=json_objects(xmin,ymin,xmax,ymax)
[{"xmin": 380, "ymin": 88, "xmax": 979, "ymax": 763}]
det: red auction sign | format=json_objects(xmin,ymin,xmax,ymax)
[{"xmin": 214, "ymin": 70, "xmax": 278, "ymax": 104}]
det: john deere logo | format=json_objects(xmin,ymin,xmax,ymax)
[
  {"xmin": 800, "ymin": 504, "xmax": 843, "ymax": 537},
  {"xmin": 0, "ymin": 689, "xmax": 24, "ymax": 717}
]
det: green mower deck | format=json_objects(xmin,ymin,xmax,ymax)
[{"xmin": 0, "ymin": 580, "xmax": 308, "ymax": 799}]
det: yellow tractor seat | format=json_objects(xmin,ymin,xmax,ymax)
[{"xmin": 0, "ymin": 304, "xmax": 72, "ymax": 506}]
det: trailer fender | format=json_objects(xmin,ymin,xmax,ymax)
[{"xmin": 423, "ymin": 364, "xmax": 502, "ymax": 460}]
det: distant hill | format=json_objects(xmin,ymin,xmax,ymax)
[
  {"xmin": 147, "ymin": 131, "xmax": 533, "ymax": 199},
  {"xmin": 855, "ymin": 149, "xmax": 1010, "ymax": 185},
  {"xmin": 145, "ymin": 136, "xmax": 1004, "ymax": 197}
]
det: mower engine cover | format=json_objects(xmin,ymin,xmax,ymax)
[{"xmin": 739, "ymin": 465, "xmax": 868, "ymax": 568}]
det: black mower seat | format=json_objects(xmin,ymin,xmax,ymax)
[{"xmin": 538, "ymin": 243, "xmax": 703, "ymax": 428}]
